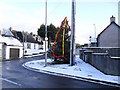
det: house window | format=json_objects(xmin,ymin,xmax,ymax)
[{"xmin": 27, "ymin": 43, "xmax": 31, "ymax": 49}]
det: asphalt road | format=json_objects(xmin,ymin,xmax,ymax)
[{"xmin": 1, "ymin": 55, "xmax": 115, "ymax": 88}]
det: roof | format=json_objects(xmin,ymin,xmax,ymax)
[
  {"xmin": 1, "ymin": 29, "xmax": 14, "ymax": 37},
  {"xmin": 12, "ymin": 30, "xmax": 43, "ymax": 44},
  {"xmin": 0, "ymin": 29, "xmax": 22, "ymax": 46},
  {"xmin": 12, "ymin": 30, "xmax": 23, "ymax": 42},
  {"xmin": 0, "ymin": 35, "xmax": 23, "ymax": 46},
  {"xmin": 25, "ymin": 33, "xmax": 38, "ymax": 43},
  {"xmin": 98, "ymin": 22, "xmax": 120, "ymax": 38}
]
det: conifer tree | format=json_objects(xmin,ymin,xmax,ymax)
[{"xmin": 51, "ymin": 17, "xmax": 71, "ymax": 64}]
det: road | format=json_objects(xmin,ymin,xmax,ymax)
[{"xmin": 1, "ymin": 55, "xmax": 115, "ymax": 88}]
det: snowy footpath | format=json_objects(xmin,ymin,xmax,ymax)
[{"xmin": 23, "ymin": 55, "xmax": 120, "ymax": 87}]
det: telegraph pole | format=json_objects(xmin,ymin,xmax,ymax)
[
  {"xmin": 22, "ymin": 31, "xmax": 24, "ymax": 58},
  {"xmin": 45, "ymin": 0, "xmax": 48, "ymax": 67},
  {"xmin": 70, "ymin": 0, "xmax": 76, "ymax": 66},
  {"xmin": 118, "ymin": 1, "xmax": 120, "ymax": 26}
]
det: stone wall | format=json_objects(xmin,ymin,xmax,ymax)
[{"xmin": 80, "ymin": 47, "xmax": 120, "ymax": 76}]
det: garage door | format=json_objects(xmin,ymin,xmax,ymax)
[{"xmin": 10, "ymin": 48, "xmax": 19, "ymax": 59}]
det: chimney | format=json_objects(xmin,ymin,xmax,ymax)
[{"xmin": 110, "ymin": 15, "xmax": 115, "ymax": 23}]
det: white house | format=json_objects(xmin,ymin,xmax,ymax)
[
  {"xmin": 12, "ymin": 30, "xmax": 45, "ymax": 56},
  {"xmin": 89, "ymin": 36, "xmax": 97, "ymax": 47},
  {"xmin": 0, "ymin": 29, "xmax": 23, "ymax": 60}
]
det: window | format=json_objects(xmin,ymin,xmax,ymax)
[{"xmin": 27, "ymin": 43, "xmax": 31, "ymax": 49}]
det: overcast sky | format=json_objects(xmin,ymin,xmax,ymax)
[{"xmin": 0, "ymin": 0, "xmax": 119, "ymax": 44}]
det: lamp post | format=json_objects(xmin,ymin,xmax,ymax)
[
  {"xmin": 93, "ymin": 24, "xmax": 96, "ymax": 38},
  {"xmin": 22, "ymin": 31, "xmax": 24, "ymax": 58},
  {"xmin": 70, "ymin": 0, "xmax": 76, "ymax": 66},
  {"xmin": 93, "ymin": 24, "xmax": 97, "ymax": 46},
  {"xmin": 45, "ymin": 0, "xmax": 48, "ymax": 67}
]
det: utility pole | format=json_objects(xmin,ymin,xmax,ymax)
[
  {"xmin": 22, "ymin": 31, "xmax": 24, "ymax": 58},
  {"xmin": 45, "ymin": 0, "xmax": 48, "ymax": 67},
  {"xmin": 118, "ymin": 1, "xmax": 120, "ymax": 26},
  {"xmin": 70, "ymin": 0, "xmax": 76, "ymax": 66}
]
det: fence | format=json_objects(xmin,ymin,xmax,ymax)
[{"xmin": 79, "ymin": 47, "xmax": 120, "ymax": 76}]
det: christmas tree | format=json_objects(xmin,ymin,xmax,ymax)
[{"xmin": 51, "ymin": 17, "xmax": 71, "ymax": 64}]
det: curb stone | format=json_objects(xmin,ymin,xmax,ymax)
[{"xmin": 23, "ymin": 64, "xmax": 120, "ymax": 88}]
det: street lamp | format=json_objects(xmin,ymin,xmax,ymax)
[
  {"xmin": 70, "ymin": 0, "xmax": 76, "ymax": 66},
  {"xmin": 44, "ymin": 0, "xmax": 48, "ymax": 67},
  {"xmin": 22, "ymin": 30, "xmax": 25, "ymax": 58},
  {"xmin": 93, "ymin": 24, "xmax": 96, "ymax": 38}
]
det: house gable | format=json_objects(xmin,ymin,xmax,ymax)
[
  {"xmin": 97, "ymin": 22, "xmax": 120, "ymax": 47},
  {"xmin": 12, "ymin": 30, "xmax": 43, "ymax": 44},
  {"xmin": 98, "ymin": 22, "xmax": 120, "ymax": 38}
]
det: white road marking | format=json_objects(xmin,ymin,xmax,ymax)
[{"xmin": 0, "ymin": 77, "xmax": 22, "ymax": 86}]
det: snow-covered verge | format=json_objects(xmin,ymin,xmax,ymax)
[
  {"xmin": 23, "ymin": 55, "xmax": 120, "ymax": 86},
  {"xmin": 24, "ymin": 53, "xmax": 44, "ymax": 58}
]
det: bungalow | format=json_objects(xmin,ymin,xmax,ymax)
[
  {"xmin": 0, "ymin": 29, "xmax": 23, "ymax": 60},
  {"xmin": 12, "ymin": 30, "xmax": 44, "ymax": 56}
]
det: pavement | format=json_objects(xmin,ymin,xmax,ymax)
[
  {"xmin": 23, "ymin": 55, "xmax": 120, "ymax": 87},
  {"xmin": 2, "ymin": 55, "xmax": 114, "ymax": 88}
]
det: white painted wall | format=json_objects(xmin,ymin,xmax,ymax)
[
  {"xmin": 5, "ymin": 46, "xmax": 23, "ymax": 59},
  {"xmin": 23, "ymin": 41, "xmax": 48, "ymax": 56},
  {"xmin": 0, "ymin": 43, "xmax": 2, "ymax": 49},
  {"xmin": 42, "ymin": 41, "xmax": 48, "ymax": 52},
  {"xmin": 24, "ymin": 42, "xmax": 44, "ymax": 55}
]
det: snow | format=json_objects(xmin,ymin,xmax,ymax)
[
  {"xmin": 110, "ymin": 57, "xmax": 120, "ymax": 59},
  {"xmin": 0, "ymin": 29, "xmax": 22, "ymax": 46},
  {"xmin": 1, "ymin": 29, "xmax": 14, "ymax": 37},
  {"xmin": 23, "ymin": 55, "xmax": 120, "ymax": 85},
  {"xmin": 0, "ymin": 36, "xmax": 22, "ymax": 46},
  {"xmin": 92, "ymin": 53, "xmax": 108, "ymax": 55},
  {"xmin": 24, "ymin": 53, "xmax": 44, "ymax": 58}
]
